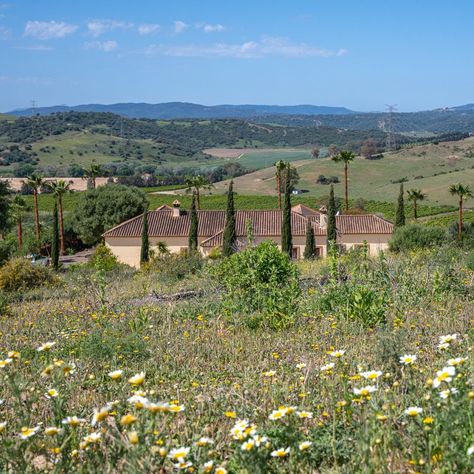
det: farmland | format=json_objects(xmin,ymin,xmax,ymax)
[{"xmin": 212, "ymin": 138, "xmax": 474, "ymax": 206}]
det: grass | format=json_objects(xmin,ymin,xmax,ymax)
[
  {"xmin": 0, "ymin": 247, "xmax": 472, "ymax": 472},
  {"xmin": 213, "ymin": 138, "xmax": 474, "ymax": 206}
]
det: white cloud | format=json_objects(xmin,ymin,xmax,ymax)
[
  {"xmin": 84, "ymin": 40, "xmax": 118, "ymax": 52},
  {"xmin": 87, "ymin": 19, "xmax": 132, "ymax": 37},
  {"xmin": 0, "ymin": 24, "xmax": 10, "ymax": 39},
  {"xmin": 202, "ymin": 23, "xmax": 225, "ymax": 33},
  {"xmin": 138, "ymin": 23, "xmax": 160, "ymax": 35},
  {"xmin": 146, "ymin": 36, "xmax": 348, "ymax": 59},
  {"xmin": 24, "ymin": 20, "xmax": 78, "ymax": 40},
  {"xmin": 173, "ymin": 20, "xmax": 189, "ymax": 33}
]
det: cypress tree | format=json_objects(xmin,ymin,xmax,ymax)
[
  {"xmin": 395, "ymin": 183, "xmax": 406, "ymax": 227},
  {"xmin": 222, "ymin": 180, "xmax": 236, "ymax": 256},
  {"xmin": 140, "ymin": 205, "xmax": 149, "ymax": 265},
  {"xmin": 188, "ymin": 193, "xmax": 198, "ymax": 252},
  {"xmin": 303, "ymin": 219, "xmax": 315, "ymax": 259},
  {"xmin": 327, "ymin": 184, "xmax": 337, "ymax": 245},
  {"xmin": 281, "ymin": 163, "xmax": 293, "ymax": 257},
  {"xmin": 51, "ymin": 200, "xmax": 59, "ymax": 270}
]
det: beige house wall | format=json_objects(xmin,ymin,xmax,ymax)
[
  {"xmin": 338, "ymin": 234, "xmax": 391, "ymax": 255},
  {"xmin": 105, "ymin": 233, "xmax": 391, "ymax": 268}
]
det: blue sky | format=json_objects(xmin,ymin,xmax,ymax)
[{"xmin": 0, "ymin": 0, "xmax": 473, "ymax": 112}]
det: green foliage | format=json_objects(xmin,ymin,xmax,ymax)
[
  {"xmin": 327, "ymin": 184, "xmax": 337, "ymax": 244},
  {"xmin": 389, "ymin": 224, "xmax": 445, "ymax": 252},
  {"xmin": 0, "ymin": 180, "xmax": 11, "ymax": 235},
  {"xmin": 222, "ymin": 180, "xmax": 236, "ymax": 257},
  {"xmin": 281, "ymin": 164, "xmax": 292, "ymax": 257},
  {"xmin": 304, "ymin": 219, "xmax": 316, "ymax": 259},
  {"xmin": 395, "ymin": 183, "xmax": 405, "ymax": 227},
  {"xmin": 0, "ymin": 257, "xmax": 57, "ymax": 292},
  {"xmin": 188, "ymin": 194, "xmax": 198, "ymax": 252},
  {"xmin": 89, "ymin": 243, "xmax": 118, "ymax": 272},
  {"xmin": 0, "ymin": 235, "xmax": 16, "ymax": 265},
  {"xmin": 148, "ymin": 251, "xmax": 203, "ymax": 280},
  {"xmin": 466, "ymin": 250, "xmax": 474, "ymax": 271},
  {"xmin": 140, "ymin": 207, "xmax": 149, "ymax": 266},
  {"xmin": 72, "ymin": 184, "xmax": 147, "ymax": 245},
  {"xmin": 51, "ymin": 201, "xmax": 59, "ymax": 270},
  {"xmin": 215, "ymin": 241, "xmax": 300, "ymax": 329}
]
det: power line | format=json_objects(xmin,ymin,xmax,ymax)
[{"xmin": 385, "ymin": 104, "xmax": 397, "ymax": 151}]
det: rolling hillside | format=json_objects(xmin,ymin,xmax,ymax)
[
  {"xmin": 0, "ymin": 112, "xmax": 390, "ymax": 176},
  {"xmin": 7, "ymin": 101, "xmax": 474, "ymax": 134},
  {"xmin": 212, "ymin": 137, "xmax": 474, "ymax": 206}
]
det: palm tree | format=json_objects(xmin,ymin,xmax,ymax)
[
  {"xmin": 332, "ymin": 150, "xmax": 355, "ymax": 213},
  {"xmin": 184, "ymin": 175, "xmax": 213, "ymax": 209},
  {"xmin": 47, "ymin": 180, "xmax": 71, "ymax": 255},
  {"xmin": 10, "ymin": 195, "xmax": 29, "ymax": 251},
  {"xmin": 25, "ymin": 173, "xmax": 44, "ymax": 241},
  {"xmin": 275, "ymin": 160, "xmax": 286, "ymax": 209},
  {"xmin": 407, "ymin": 189, "xmax": 427, "ymax": 220},
  {"xmin": 82, "ymin": 163, "xmax": 103, "ymax": 189},
  {"xmin": 449, "ymin": 183, "xmax": 473, "ymax": 241}
]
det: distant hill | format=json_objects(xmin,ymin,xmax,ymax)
[
  {"xmin": 7, "ymin": 102, "xmax": 474, "ymax": 133},
  {"xmin": 255, "ymin": 107, "xmax": 474, "ymax": 134},
  {"xmin": 8, "ymin": 102, "xmax": 356, "ymax": 119}
]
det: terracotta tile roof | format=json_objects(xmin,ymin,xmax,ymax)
[
  {"xmin": 103, "ymin": 209, "xmax": 309, "ymax": 239},
  {"xmin": 292, "ymin": 204, "xmax": 321, "ymax": 218},
  {"xmin": 103, "ymin": 207, "xmax": 393, "ymax": 241},
  {"xmin": 336, "ymin": 214, "xmax": 394, "ymax": 234}
]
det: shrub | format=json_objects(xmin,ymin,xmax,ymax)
[
  {"xmin": 72, "ymin": 184, "xmax": 147, "ymax": 245},
  {"xmin": 389, "ymin": 224, "xmax": 445, "ymax": 252},
  {"xmin": 0, "ymin": 258, "xmax": 58, "ymax": 292},
  {"xmin": 89, "ymin": 243, "xmax": 118, "ymax": 272},
  {"xmin": 447, "ymin": 221, "xmax": 474, "ymax": 247},
  {"xmin": 144, "ymin": 251, "xmax": 203, "ymax": 280},
  {"xmin": 215, "ymin": 241, "xmax": 300, "ymax": 329}
]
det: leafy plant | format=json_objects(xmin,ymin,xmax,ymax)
[
  {"xmin": 0, "ymin": 257, "xmax": 58, "ymax": 292},
  {"xmin": 215, "ymin": 241, "xmax": 300, "ymax": 329}
]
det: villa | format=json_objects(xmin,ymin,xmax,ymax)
[{"xmin": 103, "ymin": 201, "xmax": 394, "ymax": 268}]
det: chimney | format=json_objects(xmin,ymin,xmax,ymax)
[
  {"xmin": 172, "ymin": 200, "xmax": 182, "ymax": 217},
  {"xmin": 319, "ymin": 206, "xmax": 327, "ymax": 228}
]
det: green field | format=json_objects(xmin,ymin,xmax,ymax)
[
  {"xmin": 238, "ymin": 149, "xmax": 315, "ymax": 170},
  {"xmin": 213, "ymin": 138, "xmax": 474, "ymax": 206}
]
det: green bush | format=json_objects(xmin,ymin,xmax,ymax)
[
  {"xmin": 89, "ymin": 243, "xmax": 118, "ymax": 272},
  {"xmin": 72, "ymin": 184, "xmax": 147, "ymax": 245},
  {"xmin": 389, "ymin": 224, "xmax": 445, "ymax": 252},
  {"xmin": 144, "ymin": 250, "xmax": 203, "ymax": 280},
  {"xmin": 0, "ymin": 258, "xmax": 58, "ymax": 292},
  {"xmin": 215, "ymin": 241, "xmax": 300, "ymax": 329}
]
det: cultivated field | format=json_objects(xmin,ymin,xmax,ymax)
[{"xmin": 213, "ymin": 138, "xmax": 474, "ymax": 206}]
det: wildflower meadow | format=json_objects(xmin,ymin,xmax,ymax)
[{"xmin": 0, "ymin": 245, "xmax": 473, "ymax": 473}]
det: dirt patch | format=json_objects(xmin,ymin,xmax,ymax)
[
  {"xmin": 0, "ymin": 177, "xmax": 110, "ymax": 192},
  {"xmin": 203, "ymin": 148, "xmax": 247, "ymax": 158}
]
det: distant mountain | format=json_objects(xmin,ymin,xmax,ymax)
[{"xmin": 8, "ymin": 102, "xmax": 356, "ymax": 119}]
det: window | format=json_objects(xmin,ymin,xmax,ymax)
[{"xmin": 292, "ymin": 247, "xmax": 299, "ymax": 259}]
